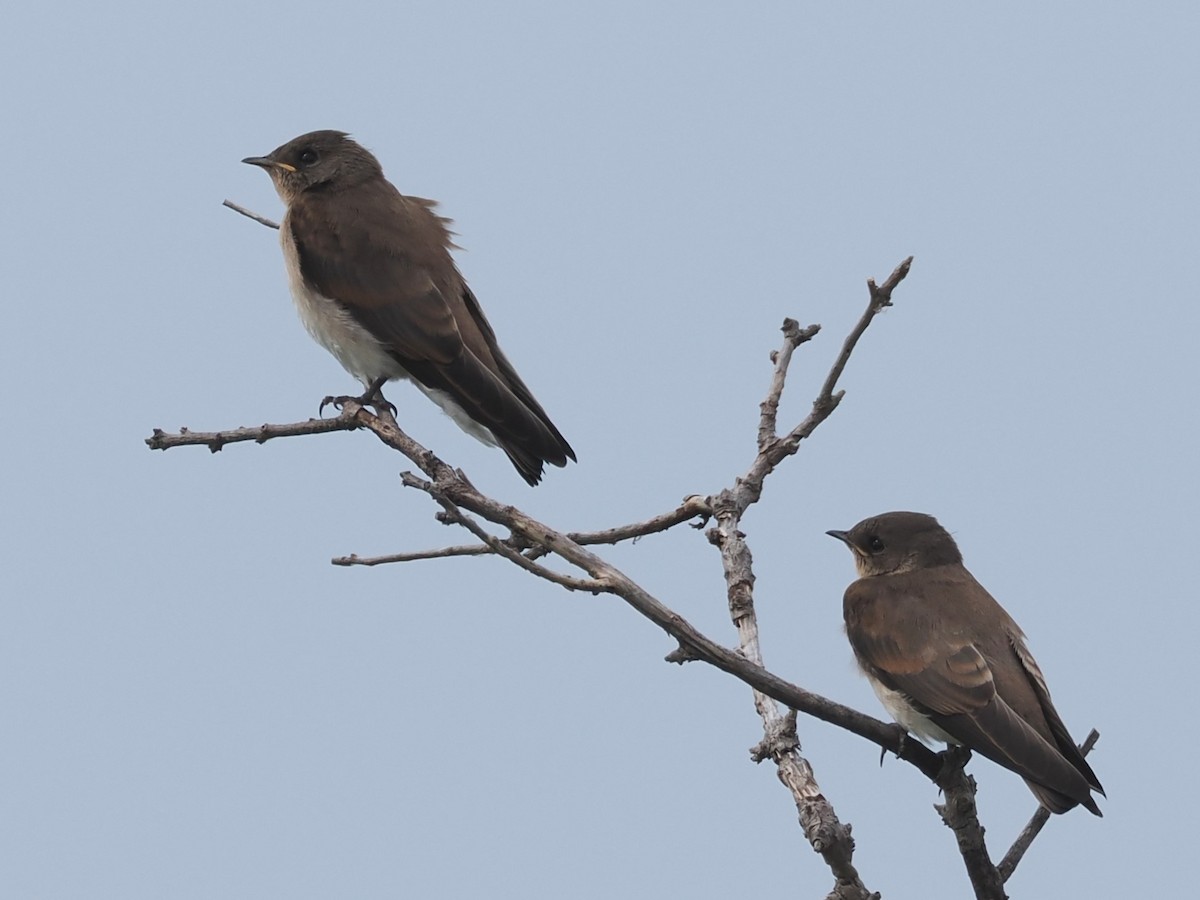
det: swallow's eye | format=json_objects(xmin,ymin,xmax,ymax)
[
  {"xmin": 867, "ymin": 536, "xmax": 885, "ymax": 553},
  {"xmin": 298, "ymin": 148, "xmax": 319, "ymax": 166}
]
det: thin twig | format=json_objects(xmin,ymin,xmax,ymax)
[
  {"xmin": 404, "ymin": 474, "xmax": 610, "ymax": 593},
  {"xmin": 757, "ymin": 318, "xmax": 821, "ymax": 451},
  {"xmin": 332, "ymin": 545, "xmax": 493, "ymax": 566},
  {"xmin": 564, "ymin": 496, "xmax": 712, "ymax": 548},
  {"xmin": 334, "ymin": 496, "xmax": 712, "ymax": 567},
  {"xmin": 736, "ymin": 259, "xmax": 915, "ymax": 508},
  {"xmin": 816, "ymin": 256, "xmax": 912, "ymax": 406},
  {"xmin": 997, "ymin": 729, "xmax": 1101, "ymax": 883},
  {"xmin": 145, "ymin": 414, "xmax": 360, "ymax": 452},
  {"xmin": 223, "ymin": 199, "xmax": 280, "ymax": 230}
]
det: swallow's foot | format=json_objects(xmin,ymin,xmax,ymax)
[
  {"xmin": 318, "ymin": 378, "xmax": 396, "ymax": 417},
  {"xmin": 936, "ymin": 744, "xmax": 972, "ymax": 782},
  {"xmin": 318, "ymin": 394, "xmax": 354, "ymax": 416},
  {"xmin": 359, "ymin": 376, "xmax": 397, "ymax": 416}
]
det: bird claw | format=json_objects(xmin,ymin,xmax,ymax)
[
  {"xmin": 937, "ymin": 744, "xmax": 972, "ymax": 780},
  {"xmin": 318, "ymin": 394, "xmax": 351, "ymax": 416},
  {"xmin": 366, "ymin": 392, "xmax": 397, "ymax": 417},
  {"xmin": 360, "ymin": 377, "xmax": 397, "ymax": 416},
  {"xmin": 317, "ymin": 382, "xmax": 396, "ymax": 417},
  {"xmin": 882, "ymin": 724, "xmax": 910, "ymax": 766}
]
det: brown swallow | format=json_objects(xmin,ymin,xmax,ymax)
[
  {"xmin": 243, "ymin": 130, "xmax": 575, "ymax": 485},
  {"xmin": 828, "ymin": 511, "xmax": 1103, "ymax": 815}
]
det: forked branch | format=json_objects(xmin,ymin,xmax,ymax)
[{"xmin": 150, "ymin": 231, "xmax": 1094, "ymax": 899}]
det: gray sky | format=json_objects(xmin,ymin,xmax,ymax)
[{"xmin": 3, "ymin": 3, "xmax": 1195, "ymax": 897}]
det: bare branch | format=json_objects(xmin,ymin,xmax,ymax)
[
  {"xmin": 710, "ymin": 324, "xmax": 875, "ymax": 897},
  {"xmin": 148, "ymin": 399, "xmax": 946, "ymax": 795},
  {"xmin": 146, "ymin": 267, "xmax": 935, "ymax": 771},
  {"xmin": 934, "ymin": 747, "xmax": 1007, "ymax": 900},
  {"xmin": 757, "ymin": 318, "xmax": 822, "ymax": 451},
  {"xmin": 997, "ymin": 729, "xmax": 1101, "ymax": 883},
  {"xmin": 145, "ymin": 413, "xmax": 360, "ymax": 453},
  {"xmin": 223, "ymin": 199, "xmax": 280, "ymax": 230},
  {"xmin": 353, "ymin": 407, "xmax": 947, "ymax": 777},
  {"xmin": 738, "ymin": 256, "xmax": 1003, "ymax": 898},
  {"xmin": 400, "ymin": 472, "xmax": 610, "ymax": 593},
  {"xmin": 150, "ymin": 257, "xmax": 939, "ymax": 895},
  {"xmin": 332, "ymin": 545, "xmax": 493, "ymax": 567},
  {"xmin": 735, "ymin": 259, "xmax": 915, "ymax": 508},
  {"xmin": 562, "ymin": 495, "xmax": 713, "ymax": 549},
  {"xmin": 333, "ymin": 495, "xmax": 711, "ymax": 568},
  {"xmin": 816, "ymin": 256, "xmax": 912, "ymax": 407}
]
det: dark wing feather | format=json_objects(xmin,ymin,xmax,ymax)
[
  {"xmin": 289, "ymin": 184, "xmax": 574, "ymax": 483},
  {"xmin": 1012, "ymin": 637, "xmax": 1104, "ymax": 795},
  {"xmin": 845, "ymin": 574, "xmax": 1100, "ymax": 813},
  {"xmin": 459, "ymin": 284, "xmax": 575, "ymax": 458}
]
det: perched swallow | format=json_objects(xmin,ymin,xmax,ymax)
[
  {"xmin": 828, "ymin": 511, "xmax": 1103, "ymax": 815},
  {"xmin": 243, "ymin": 130, "xmax": 575, "ymax": 485}
]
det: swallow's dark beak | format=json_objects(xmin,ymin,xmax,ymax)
[{"xmin": 242, "ymin": 156, "xmax": 295, "ymax": 172}]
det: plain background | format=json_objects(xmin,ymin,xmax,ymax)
[{"xmin": 3, "ymin": 3, "xmax": 1195, "ymax": 897}]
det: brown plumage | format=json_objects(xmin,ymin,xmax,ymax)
[
  {"xmin": 828, "ymin": 511, "xmax": 1103, "ymax": 815},
  {"xmin": 243, "ymin": 130, "xmax": 575, "ymax": 486}
]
